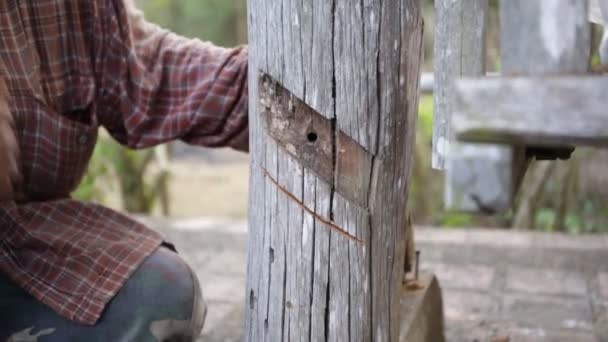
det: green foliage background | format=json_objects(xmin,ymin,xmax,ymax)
[
  {"xmin": 74, "ymin": 0, "xmax": 608, "ymax": 232},
  {"xmin": 135, "ymin": 0, "xmax": 247, "ymax": 45}
]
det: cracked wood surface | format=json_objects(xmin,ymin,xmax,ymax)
[{"xmin": 245, "ymin": 0, "xmax": 423, "ymax": 341}]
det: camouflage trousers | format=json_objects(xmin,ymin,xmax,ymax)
[{"xmin": 0, "ymin": 246, "xmax": 206, "ymax": 342}]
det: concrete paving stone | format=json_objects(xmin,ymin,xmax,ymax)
[
  {"xmin": 415, "ymin": 227, "xmax": 468, "ymax": 244},
  {"xmin": 416, "ymin": 243, "xmax": 447, "ymax": 263},
  {"xmin": 500, "ymin": 327, "xmax": 597, "ymax": 342},
  {"xmin": 185, "ymin": 250, "xmax": 215, "ymax": 271},
  {"xmin": 470, "ymin": 245, "xmax": 544, "ymax": 270},
  {"xmin": 445, "ymin": 319, "xmax": 598, "ymax": 342},
  {"xmin": 424, "ymin": 262, "xmax": 495, "ymax": 291},
  {"xmin": 531, "ymin": 249, "xmax": 605, "ymax": 274},
  {"xmin": 506, "ymin": 328, "xmax": 597, "ymax": 342},
  {"xmin": 202, "ymin": 249, "xmax": 248, "ymax": 277},
  {"xmin": 442, "ymin": 289, "xmax": 500, "ymax": 322},
  {"xmin": 592, "ymin": 308, "xmax": 608, "ymax": 342},
  {"xmin": 423, "ymin": 245, "xmax": 475, "ymax": 267},
  {"xmin": 533, "ymin": 232, "xmax": 607, "ymax": 251},
  {"xmin": 444, "ymin": 318, "xmax": 501, "ymax": 342},
  {"xmin": 506, "ymin": 267, "xmax": 588, "ymax": 297},
  {"xmin": 467, "ymin": 229, "xmax": 534, "ymax": 248},
  {"xmin": 501, "ymin": 293, "xmax": 593, "ymax": 332},
  {"xmin": 141, "ymin": 219, "xmax": 608, "ymax": 340},
  {"xmin": 598, "ymin": 273, "xmax": 608, "ymax": 300},
  {"xmin": 201, "ymin": 273, "xmax": 246, "ymax": 303},
  {"xmin": 200, "ymin": 301, "xmax": 244, "ymax": 341}
]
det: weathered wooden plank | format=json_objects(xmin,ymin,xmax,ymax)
[
  {"xmin": 501, "ymin": 0, "xmax": 590, "ymax": 76},
  {"xmin": 445, "ymin": 144, "xmax": 513, "ymax": 213},
  {"xmin": 454, "ymin": 76, "xmax": 608, "ymax": 148},
  {"xmin": 245, "ymin": 0, "xmax": 424, "ymax": 340},
  {"xmin": 432, "ymin": 0, "xmax": 488, "ymax": 170},
  {"xmin": 373, "ymin": 1, "xmax": 423, "ymax": 339},
  {"xmin": 500, "ymin": 0, "xmax": 590, "ymax": 196},
  {"xmin": 244, "ymin": 0, "xmax": 266, "ymax": 338},
  {"xmin": 432, "ymin": 0, "xmax": 512, "ymax": 212}
]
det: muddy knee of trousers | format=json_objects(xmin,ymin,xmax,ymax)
[
  {"xmin": 145, "ymin": 247, "xmax": 207, "ymax": 341},
  {"xmin": 0, "ymin": 246, "xmax": 208, "ymax": 342},
  {"xmin": 188, "ymin": 262, "xmax": 207, "ymax": 339}
]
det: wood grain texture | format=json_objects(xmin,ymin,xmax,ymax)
[
  {"xmin": 432, "ymin": 0, "xmax": 514, "ymax": 213},
  {"xmin": 245, "ymin": 0, "xmax": 424, "ymax": 341},
  {"xmin": 453, "ymin": 76, "xmax": 608, "ymax": 148},
  {"xmin": 260, "ymin": 75, "xmax": 372, "ymax": 208},
  {"xmin": 432, "ymin": 0, "xmax": 488, "ymax": 170},
  {"xmin": 449, "ymin": 0, "xmax": 592, "ymax": 207}
]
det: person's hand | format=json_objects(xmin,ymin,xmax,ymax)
[{"xmin": 0, "ymin": 78, "xmax": 19, "ymax": 202}]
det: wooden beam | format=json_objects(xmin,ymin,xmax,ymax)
[
  {"xmin": 454, "ymin": 76, "xmax": 608, "ymax": 148},
  {"xmin": 245, "ymin": 0, "xmax": 424, "ymax": 341},
  {"xmin": 433, "ymin": 0, "xmax": 514, "ymax": 213},
  {"xmin": 433, "ymin": 0, "xmax": 489, "ymax": 170},
  {"xmin": 499, "ymin": 0, "xmax": 590, "ymax": 194}
]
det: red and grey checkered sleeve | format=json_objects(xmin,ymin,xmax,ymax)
[{"xmin": 94, "ymin": 0, "xmax": 249, "ymax": 151}]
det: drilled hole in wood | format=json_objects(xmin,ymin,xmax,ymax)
[{"xmin": 307, "ymin": 132, "xmax": 318, "ymax": 143}]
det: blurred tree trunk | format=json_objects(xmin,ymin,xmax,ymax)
[
  {"xmin": 554, "ymin": 158, "xmax": 579, "ymax": 232},
  {"xmin": 512, "ymin": 161, "xmax": 555, "ymax": 229}
]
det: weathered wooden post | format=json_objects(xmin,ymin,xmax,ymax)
[
  {"xmin": 245, "ymin": 0, "xmax": 424, "ymax": 341},
  {"xmin": 433, "ymin": 0, "xmax": 515, "ymax": 213}
]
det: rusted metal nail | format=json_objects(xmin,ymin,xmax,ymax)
[{"xmin": 415, "ymin": 250, "xmax": 421, "ymax": 280}]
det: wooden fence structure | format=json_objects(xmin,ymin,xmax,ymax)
[
  {"xmin": 244, "ymin": 0, "xmax": 607, "ymax": 340},
  {"xmin": 434, "ymin": 0, "xmax": 607, "ymax": 215}
]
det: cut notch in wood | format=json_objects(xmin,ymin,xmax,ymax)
[{"xmin": 259, "ymin": 72, "xmax": 373, "ymax": 210}]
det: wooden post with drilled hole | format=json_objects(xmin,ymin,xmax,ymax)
[{"xmin": 244, "ymin": 0, "xmax": 435, "ymax": 341}]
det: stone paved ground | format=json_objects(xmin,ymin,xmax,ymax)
[{"xmin": 138, "ymin": 217, "xmax": 608, "ymax": 342}]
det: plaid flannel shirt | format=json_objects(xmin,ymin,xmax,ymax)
[{"xmin": 0, "ymin": 0, "xmax": 248, "ymax": 325}]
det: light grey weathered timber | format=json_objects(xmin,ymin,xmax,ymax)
[
  {"xmin": 454, "ymin": 76, "xmax": 608, "ymax": 148},
  {"xmin": 454, "ymin": 0, "xmax": 592, "ymax": 143},
  {"xmin": 245, "ymin": 0, "xmax": 425, "ymax": 341},
  {"xmin": 432, "ymin": 0, "xmax": 488, "ymax": 170},
  {"xmin": 433, "ymin": 0, "xmax": 512, "ymax": 212},
  {"xmin": 452, "ymin": 0, "xmax": 591, "ymax": 201},
  {"xmin": 500, "ymin": 0, "xmax": 590, "ymax": 76}
]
